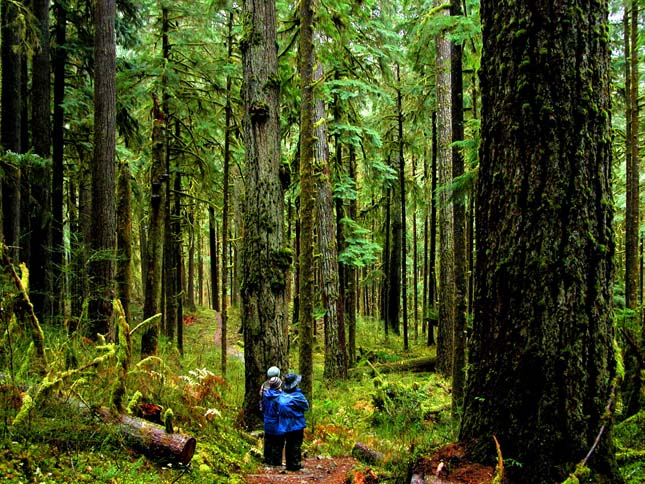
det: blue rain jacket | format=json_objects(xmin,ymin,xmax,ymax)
[
  {"xmin": 262, "ymin": 388, "xmax": 283, "ymax": 435},
  {"xmin": 277, "ymin": 389, "xmax": 309, "ymax": 434}
]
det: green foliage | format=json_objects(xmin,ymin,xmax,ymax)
[{"xmin": 339, "ymin": 217, "xmax": 382, "ymax": 268}]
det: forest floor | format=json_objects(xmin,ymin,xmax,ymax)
[{"xmin": 210, "ymin": 312, "xmax": 495, "ymax": 484}]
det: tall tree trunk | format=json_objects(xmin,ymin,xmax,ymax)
[
  {"xmin": 240, "ymin": 0, "xmax": 289, "ymax": 427},
  {"xmin": 220, "ymin": 8, "xmax": 234, "ymax": 375},
  {"xmin": 173, "ymin": 169, "xmax": 183, "ymax": 354},
  {"xmin": 297, "ymin": 0, "xmax": 315, "ymax": 400},
  {"xmin": 1, "ymin": 0, "xmax": 22, "ymax": 261},
  {"xmin": 313, "ymin": 64, "xmax": 347, "ymax": 380},
  {"xmin": 141, "ymin": 107, "xmax": 167, "ymax": 356},
  {"xmin": 53, "ymin": 0, "xmax": 67, "ymax": 321},
  {"xmin": 346, "ymin": 145, "xmax": 358, "ymax": 365},
  {"xmin": 88, "ymin": 0, "xmax": 117, "ymax": 339},
  {"xmin": 435, "ymin": 2, "xmax": 454, "ymax": 375},
  {"xmin": 209, "ymin": 208, "xmax": 219, "ymax": 311},
  {"xmin": 381, "ymin": 188, "xmax": 391, "ymax": 337},
  {"xmin": 116, "ymin": 159, "xmax": 133, "ymax": 324},
  {"xmin": 450, "ymin": 0, "xmax": 467, "ymax": 414},
  {"xmin": 187, "ymin": 209, "xmax": 197, "ymax": 312},
  {"xmin": 30, "ymin": 0, "xmax": 53, "ymax": 322},
  {"xmin": 396, "ymin": 66, "xmax": 408, "ymax": 349},
  {"xmin": 460, "ymin": 1, "xmax": 622, "ymax": 481},
  {"xmin": 623, "ymin": 0, "xmax": 642, "ymax": 419},
  {"xmin": 428, "ymin": 111, "xmax": 438, "ymax": 346}
]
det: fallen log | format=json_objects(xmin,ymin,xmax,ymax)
[
  {"xmin": 348, "ymin": 356, "xmax": 436, "ymax": 378},
  {"xmin": 95, "ymin": 406, "xmax": 196, "ymax": 465},
  {"xmin": 352, "ymin": 442, "xmax": 384, "ymax": 465}
]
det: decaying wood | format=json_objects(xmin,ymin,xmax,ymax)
[
  {"xmin": 352, "ymin": 442, "xmax": 384, "ymax": 465},
  {"xmin": 94, "ymin": 406, "xmax": 196, "ymax": 465},
  {"xmin": 348, "ymin": 356, "xmax": 436, "ymax": 378}
]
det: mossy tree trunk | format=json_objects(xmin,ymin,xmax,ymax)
[
  {"xmin": 297, "ymin": 0, "xmax": 315, "ymax": 401},
  {"xmin": 141, "ymin": 112, "xmax": 167, "ymax": 357},
  {"xmin": 240, "ymin": 0, "xmax": 289, "ymax": 426},
  {"xmin": 459, "ymin": 1, "xmax": 622, "ymax": 482}
]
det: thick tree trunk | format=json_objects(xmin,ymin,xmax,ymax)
[
  {"xmin": 88, "ymin": 0, "xmax": 117, "ymax": 339},
  {"xmin": 460, "ymin": 2, "xmax": 622, "ymax": 482},
  {"xmin": 435, "ymin": 2, "xmax": 454, "ymax": 376},
  {"xmin": 313, "ymin": 64, "xmax": 347, "ymax": 381},
  {"xmin": 240, "ymin": 0, "xmax": 289, "ymax": 427}
]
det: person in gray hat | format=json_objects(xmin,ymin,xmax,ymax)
[
  {"xmin": 277, "ymin": 372, "xmax": 309, "ymax": 471},
  {"xmin": 259, "ymin": 366, "xmax": 281, "ymax": 411},
  {"xmin": 261, "ymin": 376, "xmax": 285, "ymax": 466}
]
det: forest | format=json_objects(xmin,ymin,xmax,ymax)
[{"xmin": 1, "ymin": 0, "xmax": 645, "ymax": 483}]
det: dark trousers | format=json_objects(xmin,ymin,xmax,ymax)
[
  {"xmin": 263, "ymin": 433, "xmax": 285, "ymax": 466},
  {"xmin": 284, "ymin": 429, "xmax": 304, "ymax": 470}
]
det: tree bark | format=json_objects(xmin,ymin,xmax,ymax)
[
  {"xmin": 52, "ymin": 0, "xmax": 67, "ymax": 323},
  {"xmin": 450, "ymin": 0, "xmax": 467, "ymax": 415},
  {"xmin": 30, "ymin": 0, "xmax": 53, "ymax": 322},
  {"xmin": 240, "ymin": 0, "xmax": 289, "ymax": 427},
  {"xmin": 313, "ymin": 64, "xmax": 347, "ymax": 381},
  {"xmin": 88, "ymin": 0, "xmax": 117, "ymax": 339},
  {"xmin": 297, "ymin": 0, "xmax": 315, "ymax": 400},
  {"xmin": 460, "ymin": 1, "xmax": 622, "ymax": 482},
  {"xmin": 1, "ymin": 0, "xmax": 23, "ymax": 261},
  {"xmin": 141, "ymin": 111, "xmax": 167, "ymax": 357},
  {"xmin": 116, "ymin": 159, "xmax": 133, "ymax": 324},
  {"xmin": 435, "ymin": 2, "xmax": 454, "ymax": 376}
]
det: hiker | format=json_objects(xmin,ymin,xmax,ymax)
[
  {"xmin": 259, "ymin": 366, "xmax": 281, "ymax": 411},
  {"xmin": 261, "ymin": 376, "xmax": 285, "ymax": 466},
  {"xmin": 277, "ymin": 372, "xmax": 309, "ymax": 471}
]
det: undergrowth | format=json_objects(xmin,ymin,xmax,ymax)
[{"xmin": 2, "ymin": 298, "xmax": 643, "ymax": 483}]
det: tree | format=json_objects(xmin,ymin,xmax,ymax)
[
  {"xmin": 88, "ymin": 0, "xmax": 117, "ymax": 339},
  {"xmin": 141, "ymin": 100, "xmax": 167, "ymax": 356},
  {"xmin": 459, "ymin": 1, "xmax": 622, "ymax": 482},
  {"xmin": 30, "ymin": 0, "xmax": 53, "ymax": 321},
  {"xmin": 297, "ymin": 0, "xmax": 315, "ymax": 400},
  {"xmin": 434, "ymin": 1, "xmax": 454, "ymax": 377},
  {"xmin": 450, "ymin": 0, "xmax": 467, "ymax": 414},
  {"xmin": 52, "ymin": 0, "xmax": 67, "ymax": 321},
  {"xmin": 313, "ymin": 63, "xmax": 347, "ymax": 380},
  {"xmin": 240, "ymin": 0, "xmax": 290, "ymax": 427},
  {"xmin": 622, "ymin": 0, "xmax": 642, "ymax": 419},
  {"xmin": 1, "ymin": 0, "xmax": 23, "ymax": 260}
]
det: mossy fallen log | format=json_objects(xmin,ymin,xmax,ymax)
[
  {"xmin": 348, "ymin": 356, "xmax": 436, "ymax": 378},
  {"xmin": 95, "ymin": 406, "xmax": 196, "ymax": 465}
]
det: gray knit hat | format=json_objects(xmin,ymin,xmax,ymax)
[{"xmin": 267, "ymin": 366, "xmax": 280, "ymax": 378}]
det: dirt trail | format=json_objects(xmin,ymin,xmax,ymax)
[{"xmin": 244, "ymin": 456, "xmax": 362, "ymax": 484}]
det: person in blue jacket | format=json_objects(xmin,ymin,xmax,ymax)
[
  {"xmin": 261, "ymin": 376, "xmax": 284, "ymax": 466},
  {"xmin": 277, "ymin": 372, "xmax": 309, "ymax": 471}
]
